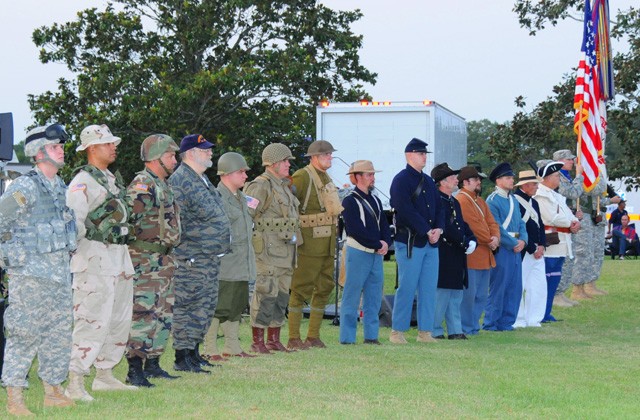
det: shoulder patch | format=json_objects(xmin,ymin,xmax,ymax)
[
  {"xmin": 134, "ymin": 183, "xmax": 150, "ymax": 192},
  {"xmin": 12, "ymin": 191, "xmax": 27, "ymax": 207},
  {"xmin": 70, "ymin": 183, "xmax": 87, "ymax": 192},
  {"xmin": 246, "ymin": 195, "xmax": 260, "ymax": 209}
]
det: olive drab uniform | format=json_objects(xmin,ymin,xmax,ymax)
[
  {"xmin": 169, "ymin": 162, "xmax": 231, "ymax": 351},
  {"xmin": 125, "ymin": 168, "xmax": 181, "ymax": 359},
  {"xmin": 67, "ymin": 165, "xmax": 135, "ymax": 375},
  {"xmin": 289, "ymin": 165, "xmax": 341, "ymax": 342},
  {"xmin": 0, "ymin": 167, "xmax": 76, "ymax": 388},
  {"xmin": 244, "ymin": 170, "xmax": 299, "ymax": 328}
]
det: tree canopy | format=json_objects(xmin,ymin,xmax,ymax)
[
  {"xmin": 29, "ymin": 0, "xmax": 376, "ymax": 182},
  {"xmin": 489, "ymin": 1, "xmax": 640, "ymax": 187}
]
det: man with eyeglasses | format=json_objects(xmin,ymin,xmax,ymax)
[
  {"xmin": 0, "ymin": 124, "xmax": 76, "ymax": 415},
  {"xmin": 66, "ymin": 124, "xmax": 136, "ymax": 401},
  {"xmin": 168, "ymin": 134, "xmax": 230, "ymax": 373}
]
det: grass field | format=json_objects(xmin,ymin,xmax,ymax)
[{"xmin": 4, "ymin": 259, "xmax": 640, "ymax": 418}]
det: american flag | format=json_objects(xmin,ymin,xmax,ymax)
[{"xmin": 574, "ymin": 0, "xmax": 605, "ymax": 192}]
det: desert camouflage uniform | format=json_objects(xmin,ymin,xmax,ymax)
[
  {"xmin": 244, "ymin": 170, "xmax": 299, "ymax": 328},
  {"xmin": 125, "ymin": 168, "xmax": 181, "ymax": 359},
  {"xmin": 560, "ymin": 176, "xmax": 607, "ymax": 290},
  {"xmin": 67, "ymin": 166, "xmax": 135, "ymax": 375},
  {"xmin": 0, "ymin": 167, "xmax": 76, "ymax": 387},
  {"xmin": 169, "ymin": 163, "xmax": 230, "ymax": 350}
]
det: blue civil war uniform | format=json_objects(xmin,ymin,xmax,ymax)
[
  {"xmin": 390, "ymin": 165, "xmax": 445, "ymax": 332},
  {"xmin": 485, "ymin": 187, "xmax": 528, "ymax": 331}
]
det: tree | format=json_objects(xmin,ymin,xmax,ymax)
[
  {"xmin": 29, "ymin": 0, "xmax": 377, "ymax": 182},
  {"xmin": 466, "ymin": 119, "xmax": 500, "ymax": 174},
  {"xmin": 496, "ymin": 1, "xmax": 640, "ymax": 187}
]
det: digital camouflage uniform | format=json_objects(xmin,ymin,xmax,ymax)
[
  {"xmin": 244, "ymin": 170, "xmax": 299, "ymax": 329},
  {"xmin": 0, "ymin": 167, "xmax": 76, "ymax": 388},
  {"xmin": 560, "ymin": 176, "xmax": 607, "ymax": 290},
  {"xmin": 125, "ymin": 167, "xmax": 181, "ymax": 359},
  {"xmin": 289, "ymin": 165, "xmax": 338, "ymax": 342},
  {"xmin": 169, "ymin": 162, "xmax": 230, "ymax": 351},
  {"xmin": 555, "ymin": 170, "xmax": 584, "ymax": 295},
  {"xmin": 67, "ymin": 166, "xmax": 135, "ymax": 375}
]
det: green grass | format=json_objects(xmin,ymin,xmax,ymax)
[{"xmin": 4, "ymin": 259, "xmax": 640, "ymax": 418}]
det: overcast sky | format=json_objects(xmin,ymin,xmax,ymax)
[{"xmin": 0, "ymin": 0, "xmax": 634, "ymax": 140}]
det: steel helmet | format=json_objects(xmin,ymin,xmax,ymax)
[
  {"xmin": 217, "ymin": 152, "xmax": 250, "ymax": 175},
  {"xmin": 140, "ymin": 134, "xmax": 179, "ymax": 161},
  {"xmin": 261, "ymin": 143, "xmax": 294, "ymax": 166},
  {"xmin": 305, "ymin": 140, "xmax": 336, "ymax": 157}
]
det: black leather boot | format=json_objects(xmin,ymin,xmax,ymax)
[
  {"xmin": 192, "ymin": 343, "xmax": 221, "ymax": 368},
  {"xmin": 126, "ymin": 357, "xmax": 155, "ymax": 387},
  {"xmin": 144, "ymin": 357, "xmax": 180, "ymax": 380},
  {"xmin": 174, "ymin": 349, "xmax": 210, "ymax": 374}
]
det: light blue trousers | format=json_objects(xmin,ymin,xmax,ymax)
[
  {"xmin": 433, "ymin": 288, "xmax": 463, "ymax": 336},
  {"xmin": 461, "ymin": 269, "xmax": 490, "ymax": 335}
]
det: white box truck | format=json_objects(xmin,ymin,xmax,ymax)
[{"xmin": 316, "ymin": 100, "xmax": 468, "ymax": 209}]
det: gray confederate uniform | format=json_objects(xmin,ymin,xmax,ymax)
[
  {"xmin": 0, "ymin": 167, "xmax": 76, "ymax": 387},
  {"xmin": 169, "ymin": 162, "xmax": 231, "ymax": 351}
]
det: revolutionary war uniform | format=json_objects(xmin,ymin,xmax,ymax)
[
  {"xmin": 0, "ymin": 125, "xmax": 76, "ymax": 415},
  {"xmin": 244, "ymin": 143, "xmax": 299, "ymax": 354},
  {"xmin": 289, "ymin": 140, "xmax": 342, "ymax": 349},
  {"xmin": 125, "ymin": 135, "xmax": 181, "ymax": 386}
]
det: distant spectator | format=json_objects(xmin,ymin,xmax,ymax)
[
  {"xmin": 608, "ymin": 200, "xmax": 628, "ymax": 234},
  {"xmin": 612, "ymin": 215, "xmax": 639, "ymax": 260}
]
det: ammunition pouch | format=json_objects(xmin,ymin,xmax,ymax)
[
  {"xmin": 299, "ymin": 212, "xmax": 338, "ymax": 228},
  {"xmin": 319, "ymin": 182, "xmax": 344, "ymax": 217}
]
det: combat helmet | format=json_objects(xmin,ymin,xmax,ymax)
[
  {"xmin": 24, "ymin": 124, "xmax": 69, "ymax": 157},
  {"xmin": 140, "ymin": 134, "xmax": 179, "ymax": 161},
  {"xmin": 305, "ymin": 140, "xmax": 336, "ymax": 157},
  {"xmin": 262, "ymin": 143, "xmax": 294, "ymax": 166},
  {"xmin": 217, "ymin": 152, "xmax": 250, "ymax": 175}
]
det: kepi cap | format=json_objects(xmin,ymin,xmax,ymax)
[
  {"xmin": 404, "ymin": 138, "xmax": 430, "ymax": 153},
  {"xmin": 489, "ymin": 162, "xmax": 515, "ymax": 182}
]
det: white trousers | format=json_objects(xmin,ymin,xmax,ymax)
[{"xmin": 514, "ymin": 253, "xmax": 547, "ymax": 328}]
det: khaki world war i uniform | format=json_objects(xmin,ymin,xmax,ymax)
[
  {"xmin": 289, "ymin": 140, "xmax": 342, "ymax": 349},
  {"xmin": 0, "ymin": 125, "xmax": 76, "ymax": 415},
  {"xmin": 244, "ymin": 143, "xmax": 299, "ymax": 354},
  {"xmin": 125, "ymin": 134, "xmax": 181, "ymax": 386}
]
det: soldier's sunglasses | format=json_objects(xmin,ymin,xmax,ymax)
[{"xmin": 25, "ymin": 123, "xmax": 70, "ymax": 145}]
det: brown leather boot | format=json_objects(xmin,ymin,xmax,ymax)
[
  {"xmin": 6, "ymin": 387, "xmax": 34, "ymax": 416},
  {"xmin": 304, "ymin": 337, "xmax": 327, "ymax": 348},
  {"xmin": 266, "ymin": 327, "xmax": 294, "ymax": 352},
  {"xmin": 250, "ymin": 327, "xmax": 272, "ymax": 355},
  {"xmin": 287, "ymin": 338, "xmax": 311, "ymax": 350},
  {"xmin": 43, "ymin": 382, "xmax": 75, "ymax": 408}
]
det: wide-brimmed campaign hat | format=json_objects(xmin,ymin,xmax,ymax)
[
  {"xmin": 515, "ymin": 170, "xmax": 540, "ymax": 187},
  {"xmin": 346, "ymin": 160, "xmax": 381, "ymax": 174},
  {"xmin": 431, "ymin": 162, "xmax": 460, "ymax": 183}
]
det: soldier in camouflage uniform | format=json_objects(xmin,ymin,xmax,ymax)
[
  {"xmin": 244, "ymin": 143, "xmax": 299, "ymax": 354},
  {"xmin": 124, "ymin": 135, "xmax": 181, "ymax": 387},
  {"xmin": 549, "ymin": 150, "xmax": 584, "ymax": 307},
  {"xmin": 66, "ymin": 124, "xmax": 136, "ymax": 402},
  {"xmin": 169, "ymin": 134, "xmax": 231, "ymax": 373},
  {"xmin": 0, "ymin": 125, "xmax": 76, "ymax": 415},
  {"xmin": 202, "ymin": 152, "xmax": 256, "ymax": 360},
  {"xmin": 288, "ymin": 140, "xmax": 342, "ymax": 350}
]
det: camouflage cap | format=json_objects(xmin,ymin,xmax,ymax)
[
  {"xmin": 305, "ymin": 140, "xmax": 336, "ymax": 157},
  {"xmin": 217, "ymin": 152, "xmax": 249, "ymax": 175},
  {"xmin": 553, "ymin": 149, "xmax": 576, "ymax": 160},
  {"xmin": 140, "ymin": 134, "xmax": 179, "ymax": 161},
  {"xmin": 262, "ymin": 143, "xmax": 294, "ymax": 166}
]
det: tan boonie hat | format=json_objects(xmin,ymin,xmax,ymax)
[
  {"xmin": 76, "ymin": 124, "xmax": 121, "ymax": 152},
  {"xmin": 515, "ymin": 170, "xmax": 540, "ymax": 187},
  {"xmin": 346, "ymin": 160, "xmax": 381, "ymax": 174},
  {"xmin": 553, "ymin": 149, "xmax": 576, "ymax": 160}
]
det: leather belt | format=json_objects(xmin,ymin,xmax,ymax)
[
  {"xmin": 346, "ymin": 237, "xmax": 376, "ymax": 254},
  {"xmin": 545, "ymin": 226, "xmax": 571, "ymax": 233}
]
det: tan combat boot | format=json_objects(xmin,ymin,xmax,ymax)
[
  {"xmin": 416, "ymin": 331, "xmax": 438, "ymax": 343},
  {"xmin": 6, "ymin": 387, "xmax": 33, "ymax": 416},
  {"xmin": 64, "ymin": 371, "xmax": 94, "ymax": 402},
  {"xmin": 584, "ymin": 281, "xmax": 608, "ymax": 296},
  {"xmin": 221, "ymin": 321, "xmax": 255, "ymax": 358},
  {"xmin": 562, "ymin": 294, "xmax": 579, "ymax": 306},
  {"xmin": 570, "ymin": 284, "xmax": 593, "ymax": 301},
  {"xmin": 92, "ymin": 369, "xmax": 138, "ymax": 391},
  {"xmin": 203, "ymin": 317, "xmax": 227, "ymax": 362},
  {"xmin": 43, "ymin": 382, "xmax": 75, "ymax": 408},
  {"xmin": 389, "ymin": 330, "xmax": 408, "ymax": 344},
  {"xmin": 552, "ymin": 294, "xmax": 573, "ymax": 308}
]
